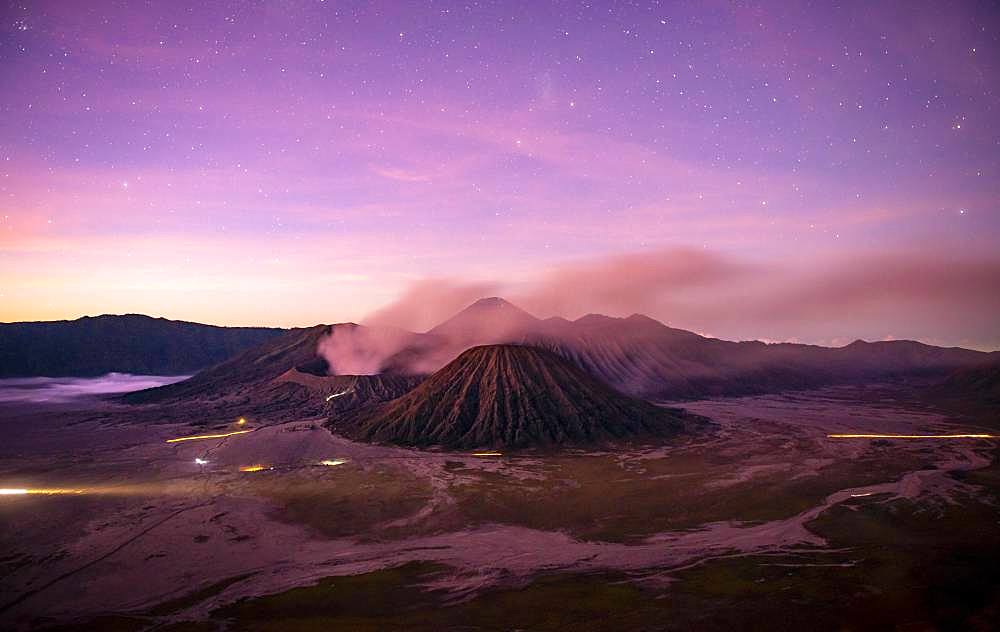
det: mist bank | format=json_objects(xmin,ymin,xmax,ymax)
[{"xmin": 0, "ymin": 373, "xmax": 189, "ymax": 404}]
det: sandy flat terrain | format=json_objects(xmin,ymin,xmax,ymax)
[{"xmin": 0, "ymin": 385, "xmax": 997, "ymax": 630}]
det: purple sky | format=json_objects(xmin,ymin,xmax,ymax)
[{"xmin": 1, "ymin": 1, "xmax": 998, "ymax": 348}]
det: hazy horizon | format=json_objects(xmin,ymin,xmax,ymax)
[{"xmin": 8, "ymin": 287, "xmax": 999, "ymax": 353}]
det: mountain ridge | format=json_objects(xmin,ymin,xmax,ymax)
[
  {"xmin": 0, "ymin": 314, "xmax": 285, "ymax": 378},
  {"xmin": 93, "ymin": 297, "xmax": 997, "ymax": 410},
  {"xmin": 379, "ymin": 299, "xmax": 991, "ymax": 400}
]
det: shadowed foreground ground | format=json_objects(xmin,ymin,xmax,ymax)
[{"xmin": 1, "ymin": 384, "xmax": 998, "ymax": 631}]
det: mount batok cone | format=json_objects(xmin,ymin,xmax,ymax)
[{"xmin": 331, "ymin": 344, "xmax": 707, "ymax": 449}]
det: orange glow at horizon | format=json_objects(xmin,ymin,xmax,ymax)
[{"xmin": 0, "ymin": 227, "xmax": 390, "ymax": 328}]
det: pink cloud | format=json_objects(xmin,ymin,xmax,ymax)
[
  {"xmin": 363, "ymin": 246, "xmax": 1000, "ymax": 350},
  {"xmin": 363, "ymin": 279, "xmax": 499, "ymax": 333}
]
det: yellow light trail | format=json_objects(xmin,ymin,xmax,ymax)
[
  {"xmin": 471, "ymin": 451, "xmax": 503, "ymax": 457},
  {"xmin": 828, "ymin": 433, "xmax": 997, "ymax": 439},
  {"xmin": 319, "ymin": 459, "xmax": 346, "ymax": 466},
  {"xmin": 166, "ymin": 430, "xmax": 254, "ymax": 443},
  {"xmin": 239, "ymin": 465, "xmax": 269, "ymax": 472},
  {"xmin": 0, "ymin": 488, "xmax": 85, "ymax": 495}
]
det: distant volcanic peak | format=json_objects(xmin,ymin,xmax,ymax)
[
  {"xmin": 543, "ymin": 316, "xmax": 573, "ymax": 325},
  {"xmin": 427, "ymin": 296, "xmax": 540, "ymax": 341},
  {"xmin": 625, "ymin": 313, "xmax": 667, "ymax": 327},
  {"xmin": 569, "ymin": 313, "xmax": 610, "ymax": 326},
  {"xmin": 445, "ymin": 296, "xmax": 538, "ymax": 321},
  {"xmin": 469, "ymin": 296, "xmax": 520, "ymax": 310},
  {"xmin": 333, "ymin": 343, "xmax": 702, "ymax": 449}
]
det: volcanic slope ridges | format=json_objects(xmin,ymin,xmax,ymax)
[{"xmin": 332, "ymin": 344, "xmax": 706, "ymax": 449}]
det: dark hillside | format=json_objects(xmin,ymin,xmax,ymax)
[{"xmin": 0, "ymin": 314, "xmax": 284, "ymax": 378}]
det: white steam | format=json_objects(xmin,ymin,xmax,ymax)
[{"xmin": 316, "ymin": 325, "xmax": 413, "ymax": 375}]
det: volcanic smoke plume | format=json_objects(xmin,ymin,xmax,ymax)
[
  {"xmin": 316, "ymin": 325, "xmax": 415, "ymax": 375},
  {"xmin": 360, "ymin": 247, "xmax": 1000, "ymax": 349},
  {"xmin": 316, "ymin": 297, "xmax": 544, "ymax": 378},
  {"xmin": 363, "ymin": 279, "xmax": 500, "ymax": 333}
]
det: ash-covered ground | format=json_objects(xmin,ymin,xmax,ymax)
[{"xmin": 0, "ymin": 381, "xmax": 998, "ymax": 631}]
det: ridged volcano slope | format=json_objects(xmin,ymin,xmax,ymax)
[
  {"xmin": 273, "ymin": 368, "xmax": 423, "ymax": 414},
  {"xmin": 332, "ymin": 344, "xmax": 705, "ymax": 449},
  {"xmin": 122, "ymin": 324, "xmax": 335, "ymax": 403}
]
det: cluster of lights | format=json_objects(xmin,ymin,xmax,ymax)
[{"xmin": 12, "ymin": 413, "xmax": 356, "ymax": 495}]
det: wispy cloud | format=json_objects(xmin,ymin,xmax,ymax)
[{"xmin": 366, "ymin": 246, "xmax": 1000, "ymax": 350}]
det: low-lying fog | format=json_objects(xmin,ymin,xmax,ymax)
[{"xmin": 0, "ymin": 374, "xmax": 188, "ymax": 404}]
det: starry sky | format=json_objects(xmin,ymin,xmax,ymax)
[{"xmin": 2, "ymin": 1, "xmax": 998, "ymax": 348}]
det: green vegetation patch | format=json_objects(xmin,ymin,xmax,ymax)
[
  {"xmin": 210, "ymin": 562, "xmax": 680, "ymax": 631},
  {"xmin": 446, "ymin": 439, "xmax": 928, "ymax": 542},
  {"xmin": 254, "ymin": 463, "xmax": 434, "ymax": 540},
  {"xmin": 671, "ymin": 486, "xmax": 1000, "ymax": 631},
  {"xmin": 146, "ymin": 572, "xmax": 255, "ymax": 616}
]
